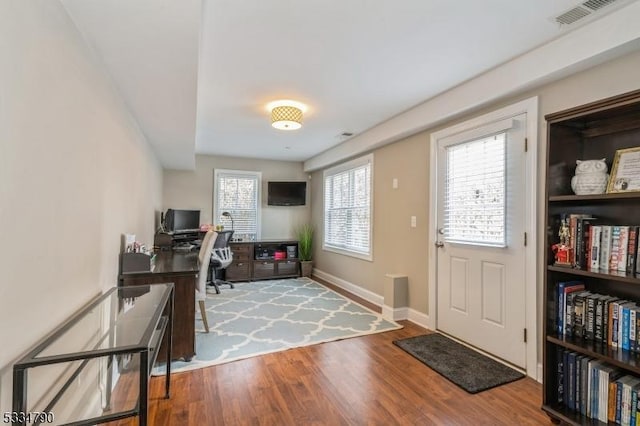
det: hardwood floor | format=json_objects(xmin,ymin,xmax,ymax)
[{"xmin": 110, "ymin": 278, "xmax": 551, "ymax": 425}]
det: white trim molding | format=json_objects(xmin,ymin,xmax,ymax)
[
  {"xmin": 428, "ymin": 97, "xmax": 538, "ymax": 380},
  {"xmin": 314, "ymin": 269, "xmax": 431, "ymax": 330},
  {"xmin": 313, "ymin": 269, "xmax": 384, "ymax": 307}
]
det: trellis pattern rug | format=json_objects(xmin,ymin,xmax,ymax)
[{"xmin": 161, "ymin": 277, "xmax": 401, "ymax": 374}]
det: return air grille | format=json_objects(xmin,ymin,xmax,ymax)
[
  {"xmin": 582, "ymin": 0, "xmax": 617, "ymax": 10},
  {"xmin": 555, "ymin": 7, "xmax": 590, "ymax": 25},
  {"xmin": 554, "ymin": 0, "xmax": 626, "ymax": 26}
]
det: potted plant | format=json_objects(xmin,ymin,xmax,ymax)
[{"xmin": 297, "ymin": 224, "xmax": 314, "ymax": 277}]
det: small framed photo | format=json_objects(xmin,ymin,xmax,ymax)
[{"xmin": 607, "ymin": 146, "xmax": 640, "ymax": 193}]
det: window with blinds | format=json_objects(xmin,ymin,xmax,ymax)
[
  {"xmin": 444, "ymin": 133, "xmax": 506, "ymax": 246},
  {"xmin": 323, "ymin": 154, "xmax": 373, "ymax": 259},
  {"xmin": 214, "ymin": 169, "xmax": 261, "ymax": 239}
]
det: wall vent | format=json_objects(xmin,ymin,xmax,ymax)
[{"xmin": 554, "ymin": 0, "xmax": 626, "ymax": 26}]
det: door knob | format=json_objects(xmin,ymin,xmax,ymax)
[{"xmin": 435, "ymin": 241, "xmax": 445, "ymax": 248}]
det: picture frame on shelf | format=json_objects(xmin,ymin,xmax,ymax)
[{"xmin": 607, "ymin": 146, "xmax": 640, "ymax": 193}]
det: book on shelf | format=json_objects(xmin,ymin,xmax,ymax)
[
  {"xmin": 635, "ymin": 311, "xmax": 640, "ymax": 353},
  {"xmin": 574, "ymin": 291, "xmax": 592, "ymax": 339},
  {"xmin": 628, "ymin": 226, "xmax": 639, "ymax": 274},
  {"xmin": 555, "ymin": 352, "xmax": 640, "ymax": 423},
  {"xmin": 588, "ymin": 359, "xmax": 604, "ymax": 419},
  {"xmin": 569, "ymin": 214, "xmax": 592, "ymax": 266},
  {"xmin": 552, "ymin": 214, "xmax": 640, "ymax": 275},
  {"xmin": 568, "ymin": 351, "xmax": 578, "ymax": 411},
  {"xmin": 557, "ymin": 346, "xmax": 565, "ymax": 404},
  {"xmin": 554, "ymin": 283, "xmax": 640, "ymax": 353},
  {"xmin": 630, "ymin": 383, "xmax": 640, "ymax": 426},
  {"xmin": 619, "ymin": 302, "xmax": 638, "ymax": 351},
  {"xmin": 611, "ymin": 226, "xmax": 622, "ymax": 271},
  {"xmin": 557, "ymin": 281, "xmax": 585, "ymax": 335},
  {"xmin": 621, "ymin": 376, "xmax": 640, "ymax": 425},
  {"xmin": 577, "ymin": 217, "xmax": 597, "ymax": 269},
  {"xmin": 581, "ymin": 356, "xmax": 592, "ymax": 417},
  {"xmin": 619, "ymin": 226, "xmax": 630, "ymax": 272},
  {"xmin": 599, "ymin": 364, "xmax": 623, "ymax": 423},
  {"xmin": 601, "ymin": 225, "xmax": 613, "ymax": 271},
  {"xmin": 636, "ymin": 228, "xmax": 640, "ymax": 276},
  {"xmin": 590, "ymin": 225, "xmax": 603, "ymax": 270}
]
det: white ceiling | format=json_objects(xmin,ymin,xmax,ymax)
[{"xmin": 62, "ymin": 0, "xmax": 639, "ymax": 169}]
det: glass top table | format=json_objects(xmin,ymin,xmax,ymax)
[{"xmin": 13, "ymin": 284, "xmax": 174, "ymax": 426}]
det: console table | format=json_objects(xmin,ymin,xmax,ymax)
[
  {"xmin": 12, "ymin": 284, "xmax": 174, "ymax": 426},
  {"xmin": 227, "ymin": 240, "xmax": 299, "ymax": 282},
  {"xmin": 119, "ymin": 251, "xmax": 198, "ymax": 361}
]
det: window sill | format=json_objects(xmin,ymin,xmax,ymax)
[{"xmin": 323, "ymin": 245, "xmax": 373, "ymax": 262}]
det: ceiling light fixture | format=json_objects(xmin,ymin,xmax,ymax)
[{"xmin": 267, "ymin": 100, "xmax": 307, "ymax": 131}]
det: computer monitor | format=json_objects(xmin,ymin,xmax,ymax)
[{"xmin": 164, "ymin": 209, "xmax": 200, "ymax": 233}]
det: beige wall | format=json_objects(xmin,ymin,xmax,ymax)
[
  {"xmin": 311, "ymin": 133, "xmax": 430, "ymax": 309},
  {"xmin": 311, "ymin": 48, "xmax": 640, "ymax": 321},
  {"xmin": 163, "ymin": 155, "xmax": 311, "ymax": 239},
  {"xmin": 0, "ymin": 1, "xmax": 162, "ymax": 411}
]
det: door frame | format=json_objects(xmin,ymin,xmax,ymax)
[{"xmin": 427, "ymin": 97, "xmax": 539, "ymax": 380}]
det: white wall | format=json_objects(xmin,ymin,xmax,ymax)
[
  {"xmin": 163, "ymin": 154, "xmax": 311, "ymax": 239},
  {"xmin": 0, "ymin": 1, "xmax": 162, "ymax": 412}
]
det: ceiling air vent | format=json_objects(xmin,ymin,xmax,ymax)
[
  {"xmin": 335, "ymin": 131, "xmax": 354, "ymax": 141},
  {"xmin": 554, "ymin": 0, "xmax": 625, "ymax": 26},
  {"xmin": 582, "ymin": 0, "xmax": 617, "ymax": 10},
  {"xmin": 555, "ymin": 6, "xmax": 590, "ymax": 25}
]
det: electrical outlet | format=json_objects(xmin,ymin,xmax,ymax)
[{"xmin": 411, "ymin": 216, "xmax": 417, "ymax": 228}]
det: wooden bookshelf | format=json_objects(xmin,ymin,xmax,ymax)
[{"xmin": 542, "ymin": 89, "xmax": 640, "ymax": 424}]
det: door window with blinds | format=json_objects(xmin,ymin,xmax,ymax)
[
  {"xmin": 323, "ymin": 154, "xmax": 373, "ymax": 260},
  {"xmin": 214, "ymin": 169, "xmax": 261, "ymax": 240},
  {"xmin": 444, "ymin": 133, "xmax": 506, "ymax": 246}
]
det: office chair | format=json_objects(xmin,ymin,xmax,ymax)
[
  {"xmin": 208, "ymin": 230, "xmax": 235, "ymax": 294},
  {"xmin": 196, "ymin": 229, "xmax": 217, "ymax": 333}
]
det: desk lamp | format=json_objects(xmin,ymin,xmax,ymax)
[{"xmin": 222, "ymin": 211, "xmax": 234, "ymax": 230}]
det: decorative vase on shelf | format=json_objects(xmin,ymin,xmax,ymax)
[{"xmin": 570, "ymin": 158, "xmax": 609, "ymax": 195}]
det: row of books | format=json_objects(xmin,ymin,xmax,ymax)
[
  {"xmin": 557, "ymin": 348, "xmax": 640, "ymax": 424},
  {"xmin": 558, "ymin": 214, "xmax": 640, "ymax": 273},
  {"xmin": 556, "ymin": 282, "xmax": 640, "ymax": 350}
]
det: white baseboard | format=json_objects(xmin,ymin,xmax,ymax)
[
  {"xmin": 313, "ymin": 269, "xmax": 384, "ymax": 307},
  {"xmin": 313, "ymin": 269, "xmax": 431, "ymax": 329},
  {"xmin": 382, "ymin": 305, "xmax": 409, "ymax": 321},
  {"xmin": 407, "ymin": 309, "xmax": 430, "ymax": 330},
  {"xmin": 537, "ymin": 362, "xmax": 543, "ymax": 383}
]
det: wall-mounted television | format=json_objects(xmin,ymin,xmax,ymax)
[
  {"xmin": 164, "ymin": 209, "xmax": 200, "ymax": 233},
  {"xmin": 268, "ymin": 181, "xmax": 306, "ymax": 206}
]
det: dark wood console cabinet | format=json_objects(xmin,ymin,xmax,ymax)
[
  {"xmin": 226, "ymin": 242, "xmax": 253, "ymax": 281},
  {"xmin": 228, "ymin": 240, "xmax": 299, "ymax": 282}
]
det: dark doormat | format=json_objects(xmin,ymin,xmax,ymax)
[{"xmin": 393, "ymin": 333, "xmax": 525, "ymax": 394}]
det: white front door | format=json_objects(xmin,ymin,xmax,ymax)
[{"xmin": 435, "ymin": 114, "xmax": 527, "ymax": 368}]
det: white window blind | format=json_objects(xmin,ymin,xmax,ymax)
[
  {"xmin": 444, "ymin": 133, "xmax": 506, "ymax": 246},
  {"xmin": 323, "ymin": 154, "xmax": 373, "ymax": 258},
  {"xmin": 214, "ymin": 169, "xmax": 261, "ymax": 239}
]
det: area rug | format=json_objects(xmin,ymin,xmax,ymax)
[
  {"xmin": 393, "ymin": 333, "xmax": 524, "ymax": 394},
  {"xmin": 159, "ymin": 277, "xmax": 401, "ymax": 374}
]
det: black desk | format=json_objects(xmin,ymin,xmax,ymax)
[{"xmin": 119, "ymin": 251, "xmax": 199, "ymax": 361}]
